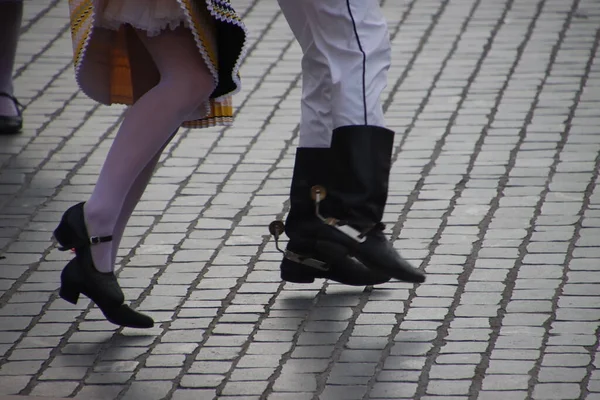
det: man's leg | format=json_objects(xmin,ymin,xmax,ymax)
[
  {"xmin": 282, "ymin": 0, "xmax": 390, "ymax": 129},
  {"xmin": 279, "ymin": 0, "xmax": 425, "ymax": 284},
  {"xmin": 278, "ymin": 0, "xmax": 333, "ymax": 148},
  {"xmin": 273, "ymin": 0, "xmax": 391, "ymax": 286}
]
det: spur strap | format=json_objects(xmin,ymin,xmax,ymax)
[{"xmin": 57, "ymin": 235, "xmax": 113, "ymax": 252}]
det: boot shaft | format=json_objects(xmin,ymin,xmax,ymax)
[
  {"xmin": 285, "ymin": 125, "xmax": 394, "ymax": 233},
  {"xmin": 325, "ymin": 125, "xmax": 394, "ymax": 225},
  {"xmin": 285, "ymin": 147, "xmax": 330, "ymax": 236}
]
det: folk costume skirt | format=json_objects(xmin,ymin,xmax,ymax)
[{"xmin": 68, "ymin": 0, "xmax": 248, "ymax": 128}]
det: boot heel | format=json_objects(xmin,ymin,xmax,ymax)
[
  {"xmin": 280, "ymin": 259, "xmax": 316, "ymax": 283},
  {"xmin": 59, "ymin": 285, "xmax": 80, "ymax": 304}
]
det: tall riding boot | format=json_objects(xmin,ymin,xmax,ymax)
[
  {"xmin": 270, "ymin": 147, "xmax": 391, "ymax": 286},
  {"xmin": 306, "ymin": 125, "xmax": 426, "ymax": 283}
]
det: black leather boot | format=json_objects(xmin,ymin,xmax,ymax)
[
  {"xmin": 300, "ymin": 125, "xmax": 426, "ymax": 284},
  {"xmin": 270, "ymin": 147, "xmax": 391, "ymax": 286}
]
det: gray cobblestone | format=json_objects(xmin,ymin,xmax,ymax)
[
  {"xmin": 1, "ymin": 0, "xmax": 598, "ymax": 399},
  {"xmin": 532, "ymin": 383, "xmax": 581, "ymax": 400}
]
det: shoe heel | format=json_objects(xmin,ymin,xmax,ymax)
[
  {"xmin": 280, "ymin": 259, "xmax": 316, "ymax": 283},
  {"xmin": 59, "ymin": 259, "xmax": 81, "ymax": 304},
  {"xmin": 59, "ymin": 285, "xmax": 80, "ymax": 304},
  {"xmin": 53, "ymin": 220, "xmax": 73, "ymax": 251}
]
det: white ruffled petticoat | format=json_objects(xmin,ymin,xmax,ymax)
[{"xmin": 94, "ymin": 0, "xmax": 190, "ymax": 37}]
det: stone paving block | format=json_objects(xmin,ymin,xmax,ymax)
[
  {"xmin": 214, "ymin": 397, "xmax": 259, "ymax": 400},
  {"xmin": 180, "ymin": 374, "xmax": 223, "ymax": 389},
  {"xmin": 369, "ymin": 382, "xmax": 418, "ymax": 399},
  {"xmin": 221, "ymin": 380, "xmax": 270, "ymax": 396},
  {"xmin": 86, "ymin": 371, "xmax": 133, "ymax": 384},
  {"xmin": 481, "ymin": 374, "xmax": 531, "ymax": 391},
  {"xmin": 8, "ymin": 348, "xmax": 52, "ymax": 361},
  {"xmin": 72, "ymin": 385, "xmax": 124, "ymax": 400},
  {"xmin": 532, "ymin": 383, "xmax": 581, "ymax": 400},
  {"xmin": 427, "ymin": 379, "xmax": 472, "ymax": 395},
  {"xmin": 542, "ymin": 353, "xmax": 591, "ymax": 367},
  {"xmin": 589, "ymin": 379, "xmax": 600, "ymax": 393},
  {"xmin": 319, "ymin": 385, "xmax": 367, "ymax": 400},
  {"xmin": 229, "ymin": 367, "xmax": 274, "ymax": 382},
  {"xmin": 94, "ymin": 360, "xmax": 139, "ymax": 373},
  {"xmin": 429, "ymin": 364, "xmax": 476, "ymax": 380},
  {"xmin": 477, "ymin": 391, "xmax": 529, "ymax": 400},
  {"xmin": 136, "ymin": 367, "xmax": 181, "ymax": 381},
  {"xmin": 290, "ymin": 345, "xmax": 335, "ymax": 359},
  {"xmin": 120, "ymin": 381, "xmax": 172, "ymax": 400},
  {"xmin": 266, "ymin": 393, "xmax": 313, "ymax": 400},
  {"xmin": 0, "ymin": 361, "xmax": 44, "ymax": 376},
  {"xmin": 0, "ymin": 376, "xmax": 30, "ymax": 395}
]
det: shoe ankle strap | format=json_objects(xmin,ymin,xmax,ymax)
[
  {"xmin": 90, "ymin": 235, "xmax": 112, "ymax": 245},
  {"xmin": 0, "ymin": 92, "xmax": 23, "ymax": 116}
]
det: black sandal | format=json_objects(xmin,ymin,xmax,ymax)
[{"xmin": 0, "ymin": 92, "xmax": 23, "ymax": 135}]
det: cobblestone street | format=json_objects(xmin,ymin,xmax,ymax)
[{"xmin": 1, "ymin": 0, "xmax": 599, "ymax": 399}]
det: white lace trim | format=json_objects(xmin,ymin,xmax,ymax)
[
  {"xmin": 95, "ymin": 0, "xmax": 191, "ymax": 37},
  {"xmin": 177, "ymin": 0, "xmax": 219, "ymax": 95}
]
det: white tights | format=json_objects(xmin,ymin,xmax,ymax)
[{"xmin": 85, "ymin": 26, "xmax": 215, "ymax": 273}]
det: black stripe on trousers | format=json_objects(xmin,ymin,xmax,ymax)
[{"xmin": 346, "ymin": 0, "xmax": 368, "ymax": 125}]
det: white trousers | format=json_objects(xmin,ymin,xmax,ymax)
[{"xmin": 277, "ymin": 0, "xmax": 391, "ymax": 148}]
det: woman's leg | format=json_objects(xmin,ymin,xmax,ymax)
[
  {"xmin": 110, "ymin": 130, "xmax": 176, "ymax": 267},
  {"xmin": 85, "ymin": 26, "xmax": 215, "ymax": 273},
  {"xmin": 0, "ymin": 0, "xmax": 23, "ymax": 117}
]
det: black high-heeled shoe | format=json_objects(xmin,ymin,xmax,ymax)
[
  {"xmin": 0, "ymin": 92, "xmax": 23, "ymax": 135},
  {"xmin": 60, "ymin": 258, "xmax": 154, "ymax": 328},
  {"xmin": 55, "ymin": 202, "xmax": 153, "ymax": 329}
]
